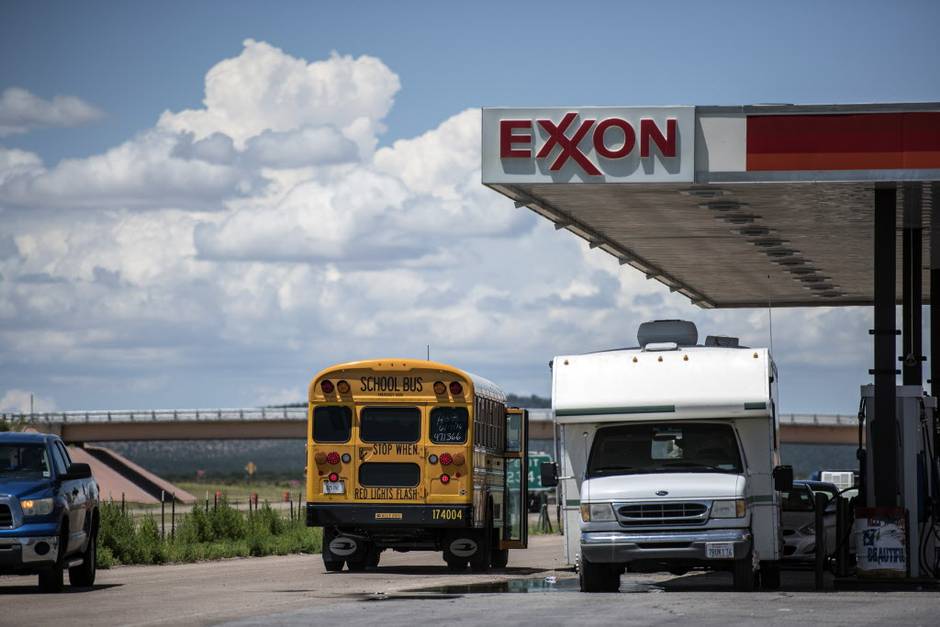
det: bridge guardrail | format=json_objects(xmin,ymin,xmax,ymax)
[
  {"xmin": 1, "ymin": 407, "xmax": 308, "ymax": 423},
  {"xmin": 2, "ymin": 408, "xmax": 857, "ymax": 426}
]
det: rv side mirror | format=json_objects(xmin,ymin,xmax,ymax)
[
  {"xmin": 773, "ymin": 465, "xmax": 793, "ymax": 492},
  {"xmin": 540, "ymin": 462, "xmax": 559, "ymax": 488}
]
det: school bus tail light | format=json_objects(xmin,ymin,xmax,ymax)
[
  {"xmin": 326, "ymin": 452, "xmax": 341, "ymax": 465},
  {"xmin": 336, "ymin": 380, "xmax": 350, "ymax": 394},
  {"xmin": 314, "ymin": 452, "xmax": 327, "ymax": 464},
  {"xmin": 328, "ymin": 472, "xmax": 339, "ymax": 482},
  {"xmin": 433, "ymin": 381, "xmax": 447, "ymax": 395},
  {"xmin": 321, "ymin": 380, "xmax": 335, "ymax": 394},
  {"xmin": 439, "ymin": 452, "xmax": 453, "ymax": 466},
  {"xmin": 449, "ymin": 381, "xmax": 463, "ymax": 395},
  {"xmin": 453, "ymin": 453, "xmax": 465, "ymax": 466},
  {"xmin": 440, "ymin": 473, "xmax": 451, "ymax": 484}
]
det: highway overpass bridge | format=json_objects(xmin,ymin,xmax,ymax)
[{"xmin": 5, "ymin": 407, "xmax": 860, "ymax": 446}]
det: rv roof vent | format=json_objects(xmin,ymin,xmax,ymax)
[
  {"xmin": 705, "ymin": 335, "xmax": 740, "ymax": 348},
  {"xmin": 637, "ymin": 320, "xmax": 698, "ymax": 348}
]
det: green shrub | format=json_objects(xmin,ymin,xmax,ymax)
[
  {"xmin": 96, "ymin": 500, "xmax": 320, "ymax": 566},
  {"xmin": 96, "ymin": 545, "xmax": 116, "ymax": 569},
  {"xmin": 207, "ymin": 499, "xmax": 245, "ymax": 540}
]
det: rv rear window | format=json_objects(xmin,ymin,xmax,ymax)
[{"xmin": 588, "ymin": 422, "xmax": 743, "ymax": 477}]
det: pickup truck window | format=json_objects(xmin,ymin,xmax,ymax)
[
  {"xmin": 588, "ymin": 422, "xmax": 743, "ymax": 477},
  {"xmin": 50, "ymin": 443, "xmax": 68, "ymax": 475},
  {"xmin": 0, "ymin": 444, "xmax": 51, "ymax": 479},
  {"xmin": 56, "ymin": 441, "xmax": 73, "ymax": 466}
]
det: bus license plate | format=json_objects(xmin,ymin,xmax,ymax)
[
  {"xmin": 323, "ymin": 481, "xmax": 345, "ymax": 494},
  {"xmin": 705, "ymin": 542, "xmax": 734, "ymax": 559}
]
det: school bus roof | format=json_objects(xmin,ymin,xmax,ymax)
[{"xmin": 307, "ymin": 358, "xmax": 506, "ymax": 402}]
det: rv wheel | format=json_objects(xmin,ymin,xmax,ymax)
[
  {"xmin": 579, "ymin": 558, "xmax": 620, "ymax": 593},
  {"xmin": 732, "ymin": 551, "xmax": 756, "ymax": 592},
  {"xmin": 759, "ymin": 562, "xmax": 781, "ymax": 590}
]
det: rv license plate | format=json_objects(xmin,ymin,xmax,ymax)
[
  {"xmin": 705, "ymin": 542, "xmax": 735, "ymax": 559},
  {"xmin": 323, "ymin": 481, "xmax": 345, "ymax": 494}
]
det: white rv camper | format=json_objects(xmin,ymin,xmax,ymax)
[{"xmin": 541, "ymin": 320, "xmax": 793, "ymax": 592}]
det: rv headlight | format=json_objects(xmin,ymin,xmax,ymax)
[
  {"xmin": 710, "ymin": 499, "xmax": 747, "ymax": 519},
  {"xmin": 580, "ymin": 502, "xmax": 616, "ymax": 522},
  {"xmin": 20, "ymin": 497, "xmax": 54, "ymax": 517}
]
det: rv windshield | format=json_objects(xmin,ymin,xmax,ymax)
[{"xmin": 587, "ymin": 422, "xmax": 742, "ymax": 477}]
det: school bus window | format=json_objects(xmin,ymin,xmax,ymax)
[
  {"xmin": 360, "ymin": 407, "xmax": 420, "ymax": 443},
  {"xmin": 359, "ymin": 462, "xmax": 421, "ymax": 487},
  {"xmin": 312, "ymin": 405, "xmax": 352, "ymax": 443},
  {"xmin": 430, "ymin": 407, "xmax": 469, "ymax": 444}
]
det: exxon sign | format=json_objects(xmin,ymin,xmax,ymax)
[{"xmin": 482, "ymin": 107, "xmax": 694, "ymax": 184}]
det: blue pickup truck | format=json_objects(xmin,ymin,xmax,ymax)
[{"xmin": 0, "ymin": 432, "xmax": 100, "ymax": 591}]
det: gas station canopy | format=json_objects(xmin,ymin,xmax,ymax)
[{"xmin": 482, "ymin": 104, "xmax": 940, "ymax": 308}]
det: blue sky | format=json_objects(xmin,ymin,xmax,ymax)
[
  {"xmin": 0, "ymin": 1, "xmax": 938, "ymax": 414},
  {"xmin": 4, "ymin": 0, "xmax": 939, "ymax": 163}
]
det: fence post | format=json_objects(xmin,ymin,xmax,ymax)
[
  {"xmin": 161, "ymin": 490, "xmax": 166, "ymax": 539},
  {"xmin": 171, "ymin": 493, "xmax": 176, "ymax": 540},
  {"xmin": 121, "ymin": 492, "xmax": 125, "ymax": 515}
]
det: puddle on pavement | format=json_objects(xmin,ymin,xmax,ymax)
[
  {"xmin": 359, "ymin": 592, "xmax": 463, "ymax": 601},
  {"xmin": 407, "ymin": 577, "xmax": 664, "ymax": 595}
]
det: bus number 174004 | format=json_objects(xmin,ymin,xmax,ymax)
[{"xmin": 431, "ymin": 508, "xmax": 463, "ymax": 521}]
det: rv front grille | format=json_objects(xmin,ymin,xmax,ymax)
[{"xmin": 616, "ymin": 501, "xmax": 709, "ymax": 526}]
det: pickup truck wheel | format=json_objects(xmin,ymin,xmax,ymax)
[
  {"xmin": 579, "ymin": 558, "xmax": 620, "ymax": 593},
  {"xmin": 69, "ymin": 532, "xmax": 97, "ymax": 587},
  {"xmin": 38, "ymin": 530, "xmax": 67, "ymax": 593},
  {"xmin": 732, "ymin": 552, "xmax": 757, "ymax": 592}
]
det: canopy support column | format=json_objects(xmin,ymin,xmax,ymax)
[
  {"xmin": 872, "ymin": 185, "xmax": 898, "ymax": 508},
  {"xmin": 902, "ymin": 184, "xmax": 923, "ymax": 386},
  {"xmin": 931, "ymin": 183, "xmax": 940, "ymax": 456}
]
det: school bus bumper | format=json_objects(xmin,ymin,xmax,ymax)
[{"xmin": 307, "ymin": 503, "xmax": 474, "ymax": 527}]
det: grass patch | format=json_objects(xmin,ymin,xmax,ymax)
[{"xmin": 97, "ymin": 499, "xmax": 321, "ymax": 568}]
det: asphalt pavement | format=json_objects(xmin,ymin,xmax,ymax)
[{"xmin": 2, "ymin": 534, "xmax": 939, "ymax": 626}]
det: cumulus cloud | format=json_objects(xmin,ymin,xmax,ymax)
[
  {"xmin": 0, "ymin": 87, "xmax": 104, "ymax": 136},
  {"xmin": 0, "ymin": 146, "xmax": 44, "ymax": 184},
  {"xmin": 158, "ymin": 39, "xmax": 400, "ymax": 156},
  {"xmin": 244, "ymin": 125, "xmax": 358, "ymax": 168},
  {"xmin": 0, "ymin": 129, "xmax": 258, "ymax": 210},
  {"xmin": 0, "ymin": 41, "xmax": 872, "ymax": 413}
]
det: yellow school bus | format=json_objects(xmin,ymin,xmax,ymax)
[{"xmin": 305, "ymin": 359, "xmax": 528, "ymax": 572}]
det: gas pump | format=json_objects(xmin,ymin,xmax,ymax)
[{"xmin": 856, "ymin": 385, "xmax": 940, "ymax": 579}]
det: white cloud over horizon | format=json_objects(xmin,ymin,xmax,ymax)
[{"xmin": 0, "ymin": 40, "xmax": 875, "ymax": 413}]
